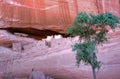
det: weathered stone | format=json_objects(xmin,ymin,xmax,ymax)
[
  {"xmin": 0, "ymin": 0, "xmax": 119, "ymax": 33},
  {"xmin": 0, "ymin": 0, "xmax": 120, "ymax": 79},
  {"xmin": 2, "ymin": 72, "xmax": 15, "ymax": 79},
  {"xmin": 29, "ymin": 70, "xmax": 45, "ymax": 79},
  {"xmin": 12, "ymin": 42, "xmax": 22, "ymax": 52}
]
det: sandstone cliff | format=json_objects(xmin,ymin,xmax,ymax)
[
  {"xmin": 0, "ymin": 0, "xmax": 120, "ymax": 79},
  {"xmin": 0, "ymin": 0, "xmax": 120, "ymax": 33}
]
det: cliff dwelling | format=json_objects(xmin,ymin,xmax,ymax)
[{"xmin": 0, "ymin": 0, "xmax": 120, "ymax": 79}]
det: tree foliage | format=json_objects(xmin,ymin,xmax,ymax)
[
  {"xmin": 67, "ymin": 12, "xmax": 119, "ymax": 79},
  {"xmin": 67, "ymin": 12, "xmax": 119, "ymax": 43}
]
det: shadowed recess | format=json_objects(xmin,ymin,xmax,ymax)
[{"xmin": 0, "ymin": 27, "xmax": 68, "ymax": 40}]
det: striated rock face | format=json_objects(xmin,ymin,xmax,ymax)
[
  {"xmin": 0, "ymin": 0, "xmax": 120, "ymax": 79},
  {"xmin": 0, "ymin": 0, "xmax": 119, "ymax": 33},
  {"xmin": 97, "ymin": 0, "xmax": 120, "ymax": 17}
]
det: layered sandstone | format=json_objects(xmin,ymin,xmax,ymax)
[
  {"xmin": 0, "ymin": 0, "xmax": 120, "ymax": 33},
  {"xmin": 0, "ymin": 0, "xmax": 120, "ymax": 79}
]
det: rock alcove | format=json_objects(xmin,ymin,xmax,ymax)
[{"xmin": 0, "ymin": 27, "xmax": 68, "ymax": 40}]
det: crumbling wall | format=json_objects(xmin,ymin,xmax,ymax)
[{"xmin": 11, "ymin": 36, "xmax": 79, "ymax": 58}]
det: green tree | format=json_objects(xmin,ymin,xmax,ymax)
[{"xmin": 67, "ymin": 12, "xmax": 119, "ymax": 79}]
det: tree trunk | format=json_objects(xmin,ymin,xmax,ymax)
[{"xmin": 92, "ymin": 66, "xmax": 96, "ymax": 79}]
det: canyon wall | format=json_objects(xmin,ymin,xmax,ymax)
[
  {"xmin": 97, "ymin": 0, "xmax": 120, "ymax": 17},
  {"xmin": 0, "ymin": 0, "xmax": 119, "ymax": 33},
  {"xmin": 77, "ymin": 0, "xmax": 120, "ymax": 17},
  {"xmin": 0, "ymin": 29, "xmax": 120, "ymax": 79},
  {"xmin": 0, "ymin": 0, "xmax": 120, "ymax": 79}
]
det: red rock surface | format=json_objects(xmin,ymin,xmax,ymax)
[
  {"xmin": 0, "ymin": 0, "xmax": 119, "ymax": 33},
  {"xmin": 0, "ymin": 0, "xmax": 120, "ymax": 79}
]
